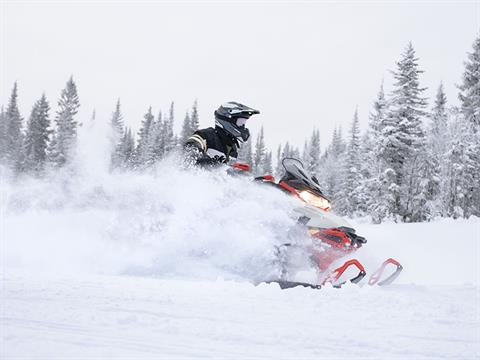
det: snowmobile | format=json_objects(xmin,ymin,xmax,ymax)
[{"xmin": 232, "ymin": 158, "xmax": 403, "ymax": 289}]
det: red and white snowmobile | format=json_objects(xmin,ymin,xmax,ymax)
[{"xmin": 233, "ymin": 158, "xmax": 403, "ymax": 289}]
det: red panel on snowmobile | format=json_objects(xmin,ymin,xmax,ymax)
[
  {"xmin": 278, "ymin": 181, "xmax": 302, "ymax": 198},
  {"xmin": 232, "ymin": 162, "xmax": 251, "ymax": 172},
  {"xmin": 309, "ymin": 228, "xmax": 357, "ymax": 272}
]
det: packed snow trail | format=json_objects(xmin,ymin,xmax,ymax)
[
  {"xmin": 1, "ymin": 150, "xmax": 479, "ymax": 358},
  {"xmin": 2, "ymin": 275, "xmax": 478, "ymax": 359}
]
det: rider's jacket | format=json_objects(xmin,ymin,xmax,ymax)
[{"xmin": 185, "ymin": 127, "xmax": 238, "ymax": 165}]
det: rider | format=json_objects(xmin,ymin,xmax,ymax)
[{"xmin": 184, "ymin": 101, "xmax": 260, "ymax": 166}]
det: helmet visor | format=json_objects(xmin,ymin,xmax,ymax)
[{"xmin": 236, "ymin": 118, "xmax": 248, "ymax": 127}]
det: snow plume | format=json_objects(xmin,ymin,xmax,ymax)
[{"xmin": 1, "ymin": 151, "xmax": 304, "ymax": 281}]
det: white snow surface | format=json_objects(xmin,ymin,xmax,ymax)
[{"xmin": 1, "ymin": 145, "xmax": 479, "ymax": 359}]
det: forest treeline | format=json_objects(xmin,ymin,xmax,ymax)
[{"xmin": 1, "ymin": 36, "xmax": 479, "ymax": 223}]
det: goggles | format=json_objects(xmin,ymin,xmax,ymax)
[{"xmin": 236, "ymin": 118, "xmax": 248, "ymax": 127}]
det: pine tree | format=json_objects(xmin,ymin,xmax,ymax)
[
  {"xmin": 306, "ymin": 128, "xmax": 320, "ymax": 176},
  {"xmin": 275, "ymin": 144, "xmax": 283, "ymax": 178},
  {"xmin": 264, "ymin": 151, "xmax": 273, "ymax": 174},
  {"xmin": 253, "ymin": 126, "xmax": 266, "ymax": 174},
  {"xmin": 356, "ymin": 84, "xmax": 395, "ymax": 223},
  {"xmin": 319, "ymin": 126, "xmax": 346, "ymax": 210},
  {"xmin": 164, "ymin": 102, "xmax": 176, "ymax": 152},
  {"xmin": 370, "ymin": 82, "xmax": 387, "ymax": 135},
  {"xmin": 22, "ymin": 94, "xmax": 51, "ymax": 173},
  {"xmin": 120, "ymin": 127, "xmax": 135, "ymax": 169},
  {"xmin": 3, "ymin": 82, "xmax": 24, "ymax": 168},
  {"xmin": 135, "ymin": 106, "xmax": 154, "ymax": 167},
  {"xmin": 180, "ymin": 112, "xmax": 192, "ymax": 145},
  {"xmin": 422, "ymin": 83, "xmax": 449, "ymax": 218},
  {"xmin": 291, "ymin": 146, "xmax": 301, "ymax": 159},
  {"xmin": 331, "ymin": 126, "xmax": 346, "ymax": 155},
  {"xmin": 300, "ymin": 140, "xmax": 307, "ymax": 164},
  {"xmin": 441, "ymin": 110, "xmax": 480, "ymax": 218},
  {"xmin": 283, "ymin": 142, "xmax": 291, "ymax": 158},
  {"xmin": 190, "ymin": 100, "xmax": 199, "ymax": 132},
  {"xmin": 237, "ymin": 136, "xmax": 253, "ymax": 166},
  {"xmin": 150, "ymin": 110, "xmax": 165, "ymax": 161},
  {"xmin": 48, "ymin": 76, "xmax": 80, "ymax": 167},
  {"xmin": 143, "ymin": 110, "xmax": 168, "ymax": 166},
  {"xmin": 458, "ymin": 34, "xmax": 480, "ymax": 128},
  {"xmin": 339, "ymin": 108, "xmax": 362, "ymax": 216},
  {"xmin": 110, "ymin": 99, "xmax": 125, "ymax": 169},
  {"xmin": 380, "ymin": 43, "xmax": 427, "ymax": 221},
  {"xmin": 0, "ymin": 107, "xmax": 6, "ymax": 162},
  {"xmin": 111, "ymin": 99, "xmax": 124, "ymax": 140},
  {"xmin": 356, "ymin": 84, "xmax": 390, "ymax": 220},
  {"xmin": 364, "ymin": 82, "xmax": 388, "ymax": 174}
]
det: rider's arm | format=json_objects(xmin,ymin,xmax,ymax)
[{"xmin": 184, "ymin": 132, "xmax": 218, "ymax": 166}]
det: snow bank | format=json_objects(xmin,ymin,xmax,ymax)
[{"xmin": 352, "ymin": 217, "xmax": 480, "ymax": 286}]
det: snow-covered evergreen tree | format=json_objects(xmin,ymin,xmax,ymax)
[
  {"xmin": 301, "ymin": 140, "xmax": 309, "ymax": 166},
  {"xmin": 237, "ymin": 136, "xmax": 253, "ymax": 167},
  {"xmin": 441, "ymin": 110, "xmax": 480, "ymax": 218},
  {"xmin": 190, "ymin": 100, "xmax": 199, "ymax": 132},
  {"xmin": 306, "ymin": 129, "xmax": 320, "ymax": 176},
  {"xmin": 0, "ymin": 112, "xmax": 9, "ymax": 165},
  {"xmin": 135, "ymin": 106, "xmax": 154, "ymax": 167},
  {"xmin": 48, "ymin": 76, "xmax": 80, "ymax": 167},
  {"xmin": 3, "ymin": 82, "xmax": 24, "ymax": 169},
  {"xmin": 319, "ymin": 126, "xmax": 346, "ymax": 206},
  {"xmin": 180, "ymin": 112, "xmax": 192, "ymax": 145},
  {"xmin": 458, "ymin": 34, "xmax": 480, "ymax": 128},
  {"xmin": 110, "ymin": 99, "xmax": 125, "ymax": 169},
  {"xmin": 22, "ymin": 94, "xmax": 51, "ymax": 173},
  {"xmin": 364, "ymin": 82, "xmax": 388, "ymax": 176},
  {"xmin": 290, "ymin": 146, "xmax": 301, "ymax": 159},
  {"xmin": 164, "ymin": 102, "xmax": 176, "ymax": 152},
  {"xmin": 179, "ymin": 101, "xmax": 199, "ymax": 146},
  {"xmin": 111, "ymin": 99, "xmax": 124, "ymax": 140},
  {"xmin": 421, "ymin": 83, "xmax": 449, "ymax": 219},
  {"xmin": 150, "ymin": 110, "xmax": 165, "ymax": 161},
  {"xmin": 253, "ymin": 127, "xmax": 266, "ymax": 174},
  {"xmin": 357, "ymin": 83, "xmax": 390, "ymax": 220},
  {"xmin": 274, "ymin": 144, "xmax": 283, "ymax": 178},
  {"xmin": 0, "ymin": 107, "xmax": 6, "ymax": 162},
  {"xmin": 282, "ymin": 142, "xmax": 292, "ymax": 158},
  {"xmin": 120, "ymin": 127, "xmax": 135, "ymax": 169},
  {"xmin": 338, "ymin": 108, "xmax": 362, "ymax": 216},
  {"xmin": 380, "ymin": 43, "xmax": 427, "ymax": 221},
  {"xmin": 264, "ymin": 151, "xmax": 273, "ymax": 174}
]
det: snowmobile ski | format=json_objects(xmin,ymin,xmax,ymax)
[
  {"xmin": 368, "ymin": 258, "xmax": 403, "ymax": 286},
  {"xmin": 324, "ymin": 259, "xmax": 367, "ymax": 287}
]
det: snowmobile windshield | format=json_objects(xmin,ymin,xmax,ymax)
[{"xmin": 281, "ymin": 158, "xmax": 325, "ymax": 197}]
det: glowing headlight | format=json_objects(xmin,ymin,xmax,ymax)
[{"xmin": 299, "ymin": 191, "xmax": 331, "ymax": 211}]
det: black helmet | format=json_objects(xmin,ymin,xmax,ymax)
[{"xmin": 214, "ymin": 102, "xmax": 260, "ymax": 142}]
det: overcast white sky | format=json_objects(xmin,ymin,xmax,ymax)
[{"xmin": 1, "ymin": 1, "xmax": 479, "ymax": 150}]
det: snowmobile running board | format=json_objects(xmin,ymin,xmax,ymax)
[{"xmin": 268, "ymin": 281, "xmax": 323, "ymax": 290}]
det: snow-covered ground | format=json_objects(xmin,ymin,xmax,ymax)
[
  {"xmin": 1, "ymin": 155, "xmax": 479, "ymax": 359},
  {"xmin": 3, "ymin": 273, "xmax": 478, "ymax": 359}
]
